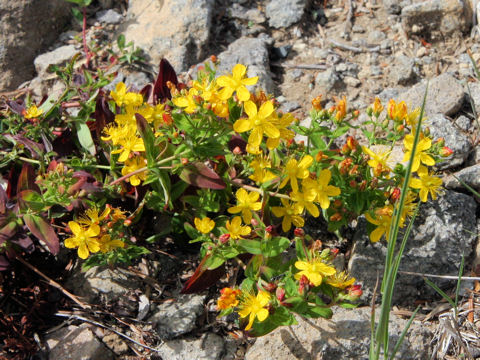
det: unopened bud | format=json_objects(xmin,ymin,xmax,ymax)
[
  {"xmin": 219, "ymin": 233, "xmax": 230, "ymax": 244},
  {"xmin": 232, "ymin": 146, "xmax": 242, "ymax": 155},
  {"xmin": 440, "ymin": 146, "xmax": 453, "ymax": 157},
  {"xmin": 210, "ymin": 55, "xmax": 217, "ymax": 63},
  {"xmin": 251, "ymin": 218, "xmax": 259, "ymax": 227},
  {"xmin": 294, "ymin": 228, "xmax": 305, "ymax": 237},
  {"xmin": 330, "ymin": 213, "xmax": 343, "ymax": 221},
  {"xmin": 435, "ymin": 137, "xmax": 445, "ymax": 147},
  {"xmin": 181, "ymin": 158, "xmax": 189, "ymax": 165},
  {"xmin": 352, "ymin": 110, "xmax": 360, "ymax": 118},
  {"xmin": 123, "ymin": 219, "xmax": 132, "ymax": 226},
  {"xmin": 349, "ymin": 180, "xmax": 357, "ymax": 188},
  {"xmin": 264, "ymin": 282, "xmax": 276, "ymax": 292},
  {"xmin": 311, "ymin": 95, "xmax": 323, "ymax": 110},
  {"xmin": 276, "ymin": 287, "xmax": 285, "ymax": 302},
  {"xmin": 390, "ymin": 188, "xmax": 401, "ymax": 202},
  {"xmin": 265, "ymin": 225, "xmax": 274, "ymax": 233}
]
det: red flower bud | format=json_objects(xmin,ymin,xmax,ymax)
[
  {"xmin": 276, "ymin": 287, "xmax": 285, "ymax": 302},
  {"xmin": 264, "ymin": 282, "xmax": 277, "ymax": 292},
  {"xmin": 294, "ymin": 228, "xmax": 305, "ymax": 237},
  {"xmin": 390, "ymin": 188, "xmax": 401, "ymax": 202},
  {"xmin": 440, "ymin": 146, "xmax": 453, "ymax": 157},
  {"xmin": 265, "ymin": 225, "xmax": 274, "ymax": 233},
  {"xmin": 181, "ymin": 158, "xmax": 189, "ymax": 165}
]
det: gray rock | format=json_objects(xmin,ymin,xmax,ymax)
[
  {"xmin": 217, "ymin": 37, "xmax": 274, "ymax": 94},
  {"xmin": 96, "ymin": 9, "xmax": 123, "ymax": 24},
  {"xmin": 157, "ymin": 333, "xmax": 225, "ymax": 360},
  {"xmin": 230, "ymin": 3, "xmax": 265, "ymax": 24},
  {"xmin": 120, "ymin": 0, "xmax": 213, "ymax": 72},
  {"xmin": 279, "ymin": 101, "xmax": 301, "ymax": 113},
  {"xmin": 0, "ymin": 0, "xmax": 71, "ymax": 90},
  {"xmin": 378, "ymin": 87, "xmax": 403, "ymax": 103},
  {"xmin": 245, "ymin": 307, "xmax": 433, "ymax": 360},
  {"xmin": 344, "ymin": 76, "xmax": 361, "ymax": 87},
  {"xmin": 266, "ymin": 0, "xmax": 307, "ymax": 28},
  {"xmin": 383, "ymin": 0, "xmax": 403, "ymax": 14},
  {"xmin": 400, "ymin": 73, "xmax": 464, "ymax": 117},
  {"xmin": 467, "ymin": 146, "xmax": 480, "ymax": 165},
  {"xmin": 389, "ymin": 54, "xmax": 417, "ymax": 85},
  {"xmin": 148, "ymin": 294, "xmax": 206, "ymax": 339},
  {"xmin": 348, "ymin": 191, "xmax": 477, "ymax": 304},
  {"xmin": 66, "ymin": 266, "xmax": 138, "ymax": 303},
  {"xmin": 34, "ymin": 45, "xmax": 78, "ymax": 77},
  {"xmin": 427, "ymin": 114, "xmax": 471, "ymax": 169},
  {"xmin": 401, "ymin": 0, "xmax": 471, "ymax": 38},
  {"xmin": 314, "ymin": 68, "xmax": 343, "ymax": 94},
  {"xmin": 443, "ymin": 164, "xmax": 480, "ymax": 190},
  {"xmin": 455, "ymin": 115, "xmax": 472, "ymax": 131},
  {"xmin": 352, "ymin": 24, "xmax": 366, "ymax": 33},
  {"xmin": 286, "ymin": 68, "xmax": 303, "ymax": 81},
  {"xmin": 46, "ymin": 325, "xmax": 114, "ymax": 360},
  {"xmin": 367, "ymin": 30, "xmax": 387, "ymax": 44},
  {"xmin": 466, "ymin": 82, "xmax": 480, "ymax": 115}
]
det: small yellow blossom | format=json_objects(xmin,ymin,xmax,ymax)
[
  {"xmin": 387, "ymin": 99, "xmax": 408, "ymax": 122},
  {"xmin": 410, "ymin": 165, "xmax": 443, "ymax": 202},
  {"xmin": 294, "ymin": 257, "xmax": 336, "ymax": 287},
  {"xmin": 194, "ymin": 217, "xmax": 215, "ymax": 234},
  {"xmin": 362, "ymin": 146, "xmax": 392, "ymax": 176},
  {"xmin": 217, "ymin": 64, "xmax": 258, "ymax": 102},
  {"xmin": 365, "ymin": 206, "xmax": 396, "ymax": 242},
  {"xmin": 249, "ymin": 157, "xmax": 276, "ymax": 184},
  {"xmin": 111, "ymin": 134, "xmax": 146, "ymax": 162},
  {"xmin": 228, "ymin": 188, "xmax": 262, "ymax": 224},
  {"xmin": 121, "ymin": 156, "xmax": 148, "ymax": 186},
  {"xmin": 325, "ymin": 271, "xmax": 356, "ymax": 289},
  {"xmin": 334, "ymin": 96, "xmax": 347, "ymax": 122},
  {"xmin": 372, "ymin": 97, "xmax": 383, "ymax": 116},
  {"xmin": 172, "ymin": 88, "xmax": 199, "ymax": 114},
  {"xmin": 225, "ymin": 216, "xmax": 251, "ymax": 240},
  {"xmin": 238, "ymin": 290, "xmax": 270, "ymax": 331},
  {"xmin": 279, "ymin": 155, "xmax": 313, "ymax": 192},
  {"xmin": 302, "ymin": 169, "xmax": 341, "ymax": 210},
  {"xmin": 24, "ymin": 105, "xmax": 43, "ymax": 119},
  {"xmin": 78, "ymin": 207, "xmax": 111, "ymax": 227},
  {"xmin": 290, "ymin": 189, "xmax": 319, "ymax": 217},
  {"xmin": 98, "ymin": 235, "xmax": 125, "ymax": 253},
  {"xmin": 271, "ymin": 198, "xmax": 304, "ymax": 232},
  {"xmin": 217, "ymin": 287, "xmax": 242, "ymax": 310},
  {"xmin": 266, "ymin": 112, "xmax": 295, "ymax": 150},
  {"xmin": 110, "ymin": 82, "xmax": 143, "ymax": 107},
  {"xmin": 402, "ymin": 133, "xmax": 435, "ymax": 172},
  {"xmin": 233, "ymin": 100, "xmax": 279, "ymax": 148},
  {"xmin": 64, "ymin": 221, "xmax": 101, "ymax": 259}
]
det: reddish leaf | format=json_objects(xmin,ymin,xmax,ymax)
[
  {"xmin": 180, "ymin": 254, "xmax": 225, "ymax": 294},
  {"xmin": 3, "ymin": 134, "xmax": 44, "ymax": 159},
  {"xmin": 23, "ymin": 214, "xmax": 59, "ymax": 255},
  {"xmin": 93, "ymin": 90, "xmax": 115, "ymax": 140},
  {"xmin": 0, "ymin": 255, "xmax": 9, "ymax": 270},
  {"xmin": 6, "ymin": 99, "xmax": 25, "ymax": 115},
  {"xmin": 180, "ymin": 162, "xmax": 226, "ymax": 190},
  {"xmin": 0, "ymin": 185, "xmax": 7, "ymax": 214},
  {"xmin": 17, "ymin": 190, "xmax": 44, "ymax": 212},
  {"xmin": 153, "ymin": 59, "xmax": 178, "ymax": 104},
  {"xmin": 0, "ymin": 221, "xmax": 18, "ymax": 245},
  {"xmin": 16, "ymin": 164, "xmax": 40, "ymax": 194}
]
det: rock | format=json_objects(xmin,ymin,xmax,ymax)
[
  {"xmin": 46, "ymin": 325, "xmax": 114, "ymax": 360},
  {"xmin": 96, "ymin": 9, "xmax": 123, "ymax": 25},
  {"xmin": 389, "ymin": 55, "xmax": 417, "ymax": 85},
  {"xmin": 66, "ymin": 266, "xmax": 138, "ymax": 303},
  {"xmin": 245, "ymin": 307, "xmax": 434, "ymax": 360},
  {"xmin": 352, "ymin": 24, "xmax": 365, "ymax": 33},
  {"xmin": 102, "ymin": 333, "xmax": 129, "ymax": 356},
  {"xmin": 120, "ymin": 0, "xmax": 213, "ymax": 72},
  {"xmin": 427, "ymin": 114, "xmax": 471, "ymax": 169},
  {"xmin": 34, "ymin": 45, "xmax": 78, "ymax": 77},
  {"xmin": 466, "ymin": 82, "xmax": 480, "ymax": 115},
  {"xmin": 157, "ymin": 333, "xmax": 225, "ymax": 360},
  {"xmin": 0, "ymin": 0, "xmax": 71, "ymax": 90},
  {"xmin": 148, "ymin": 294, "xmax": 206, "ymax": 339},
  {"xmin": 400, "ymin": 73, "xmax": 464, "ymax": 117},
  {"xmin": 217, "ymin": 37, "xmax": 274, "ymax": 94},
  {"xmin": 348, "ymin": 191, "xmax": 477, "ymax": 304},
  {"xmin": 383, "ymin": 0, "xmax": 402, "ymax": 14},
  {"xmin": 443, "ymin": 164, "xmax": 480, "ymax": 190},
  {"xmin": 279, "ymin": 101, "xmax": 300, "ymax": 113},
  {"xmin": 455, "ymin": 115, "xmax": 472, "ymax": 131},
  {"xmin": 401, "ymin": 0, "xmax": 472, "ymax": 39},
  {"xmin": 230, "ymin": 4, "xmax": 266, "ymax": 24},
  {"xmin": 367, "ymin": 30, "xmax": 387, "ymax": 44},
  {"xmin": 314, "ymin": 68, "xmax": 343, "ymax": 95},
  {"xmin": 344, "ymin": 76, "xmax": 361, "ymax": 87},
  {"xmin": 266, "ymin": 0, "xmax": 307, "ymax": 29}
]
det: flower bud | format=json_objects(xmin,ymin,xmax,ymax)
[
  {"xmin": 276, "ymin": 287, "xmax": 285, "ymax": 302},
  {"xmin": 265, "ymin": 225, "xmax": 274, "ymax": 233},
  {"xmin": 181, "ymin": 158, "xmax": 189, "ymax": 165},
  {"xmin": 341, "ymin": 143, "xmax": 351, "ymax": 155},
  {"xmin": 219, "ymin": 233, "xmax": 230, "ymax": 244},
  {"xmin": 123, "ymin": 219, "xmax": 132, "ymax": 226},
  {"xmin": 330, "ymin": 213, "xmax": 343, "ymax": 221},
  {"xmin": 331, "ymin": 248, "xmax": 340, "ymax": 257},
  {"xmin": 251, "ymin": 218, "xmax": 259, "ymax": 227},
  {"xmin": 440, "ymin": 146, "xmax": 453, "ymax": 157},
  {"xmin": 210, "ymin": 55, "xmax": 217, "ymax": 63},
  {"xmin": 311, "ymin": 95, "xmax": 323, "ymax": 110},
  {"xmin": 435, "ymin": 137, "xmax": 445, "ymax": 147},
  {"xmin": 346, "ymin": 284, "xmax": 363, "ymax": 300},
  {"xmin": 390, "ymin": 188, "xmax": 401, "ymax": 202},
  {"xmin": 294, "ymin": 228, "xmax": 305, "ymax": 237},
  {"xmin": 264, "ymin": 282, "xmax": 277, "ymax": 292},
  {"xmin": 333, "ymin": 199, "xmax": 342, "ymax": 208},
  {"xmin": 312, "ymin": 239, "xmax": 322, "ymax": 252},
  {"xmin": 349, "ymin": 180, "xmax": 357, "ymax": 188}
]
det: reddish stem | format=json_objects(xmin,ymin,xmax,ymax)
[{"xmin": 82, "ymin": 6, "xmax": 91, "ymax": 67}]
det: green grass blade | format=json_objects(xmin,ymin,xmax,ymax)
[
  {"xmin": 454, "ymin": 255, "xmax": 465, "ymax": 319},
  {"xmin": 424, "ymin": 277, "xmax": 456, "ymax": 309},
  {"xmin": 452, "ymin": 175, "xmax": 480, "ymax": 200},
  {"xmin": 389, "ymin": 306, "xmax": 420, "ymax": 360}
]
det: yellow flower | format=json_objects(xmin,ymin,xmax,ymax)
[
  {"xmin": 78, "ymin": 207, "xmax": 111, "ymax": 227},
  {"xmin": 249, "ymin": 157, "xmax": 276, "ymax": 184},
  {"xmin": 64, "ymin": 221, "xmax": 101, "ymax": 259},
  {"xmin": 110, "ymin": 82, "xmax": 143, "ymax": 107},
  {"xmin": 24, "ymin": 105, "xmax": 43, "ymax": 119},
  {"xmin": 372, "ymin": 97, "xmax": 383, "ymax": 116},
  {"xmin": 325, "ymin": 271, "xmax": 356, "ymax": 289},
  {"xmin": 238, "ymin": 290, "xmax": 270, "ymax": 331},
  {"xmin": 290, "ymin": 189, "xmax": 319, "ymax": 217},
  {"xmin": 302, "ymin": 169, "xmax": 341, "ymax": 209},
  {"xmin": 279, "ymin": 155, "xmax": 313, "ymax": 192},
  {"xmin": 410, "ymin": 165, "xmax": 443, "ymax": 202},
  {"xmin": 172, "ymin": 88, "xmax": 199, "ymax": 114},
  {"xmin": 111, "ymin": 134, "xmax": 145, "ymax": 162},
  {"xmin": 226, "ymin": 216, "xmax": 251, "ymax": 240},
  {"xmin": 362, "ymin": 146, "xmax": 392, "ymax": 176},
  {"xmin": 266, "ymin": 112, "xmax": 295, "ymax": 150},
  {"xmin": 217, "ymin": 287, "xmax": 242, "ymax": 310},
  {"xmin": 194, "ymin": 217, "xmax": 215, "ymax": 234},
  {"xmin": 271, "ymin": 198, "xmax": 304, "ymax": 232},
  {"xmin": 402, "ymin": 133, "xmax": 435, "ymax": 172},
  {"xmin": 217, "ymin": 64, "xmax": 258, "ymax": 102},
  {"xmin": 401, "ymin": 191, "xmax": 417, "ymax": 222},
  {"xmin": 334, "ymin": 96, "xmax": 347, "ymax": 122},
  {"xmin": 228, "ymin": 188, "xmax": 262, "ymax": 224},
  {"xmin": 387, "ymin": 99, "xmax": 407, "ymax": 122},
  {"xmin": 121, "ymin": 156, "xmax": 148, "ymax": 186},
  {"xmin": 98, "ymin": 235, "xmax": 125, "ymax": 253},
  {"xmin": 233, "ymin": 100, "xmax": 279, "ymax": 147},
  {"xmin": 365, "ymin": 206, "xmax": 395, "ymax": 242},
  {"xmin": 405, "ymin": 107, "xmax": 422, "ymax": 127},
  {"xmin": 294, "ymin": 257, "xmax": 336, "ymax": 287}
]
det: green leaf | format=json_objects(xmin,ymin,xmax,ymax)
[
  {"xmin": 23, "ymin": 214, "xmax": 59, "ymax": 254},
  {"xmin": 284, "ymin": 278, "xmax": 298, "ymax": 297},
  {"xmin": 204, "ymin": 253, "xmax": 225, "ymax": 270},
  {"xmin": 249, "ymin": 306, "xmax": 297, "ymax": 337},
  {"xmin": 135, "ymin": 114, "xmax": 158, "ymax": 166},
  {"xmin": 309, "ymin": 133, "xmax": 326, "ymax": 150},
  {"xmin": 245, "ymin": 255, "xmax": 262, "ymax": 278},
  {"xmin": 17, "ymin": 190, "xmax": 45, "ymax": 212},
  {"xmin": 295, "ymin": 237, "xmax": 307, "ymax": 260},
  {"xmin": 338, "ymin": 302, "xmax": 359, "ymax": 309},
  {"xmin": 220, "ymin": 247, "xmax": 239, "ymax": 259},
  {"xmin": 117, "ymin": 34, "xmax": 126, "ymax": 49},
  {"xmin": 303, "ymin": 305, "xmax": 333, "ymax": 319},
  {"xmin": 75, "ymin": 121, "xmax": 96, "ymax": 155},
  {"xmin": 237, "ymin": 239, "xmax": 262, "ymax": 255},
  {"xmin": 261, "ymin": 237, "xmax": 290, "ymax": 257},
  {"xmin": 184, "ymin": 222, "xmax": 200, "ymax": 239}
]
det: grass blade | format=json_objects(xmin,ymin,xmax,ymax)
[
  {"xmin": 424, "ymin": 277, "xmax": 456, "ymax": 309},
  {"xmin": 390, "ymin": 306, "xmax": 420, "ymax": 359}
]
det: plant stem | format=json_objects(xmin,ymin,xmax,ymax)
[{"xmin": 82, "ymin": 6, "xmax": 91, "ymax": 67}]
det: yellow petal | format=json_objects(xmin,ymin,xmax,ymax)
[
  {"xmin": 232, "ymin": 64, "xmax": 247, "ymax": 80},
  {"xmin": 78, "ymin": 244, "xmax": 89, "ymax": 259},
  {"xmin": 256, "ymin": 308, "xmax": 269, "ymax": 322},
  {"xmin": 242, "ymin": 76, "xmax": 259, "ymax": 86},
  {"xmin": 234, "ymin": 118, "xmax": 253, "ymax": 133},
  {"xmin": 237, "ymin": 86, "xmax": 251, "ymax": 102},
  {"xmin": 244, "ymin": 101, "xmax": 257, "ymax": 118},
  {"xmin": 68, "ymin": 221, "xmax": 81, "ymax": 235}
]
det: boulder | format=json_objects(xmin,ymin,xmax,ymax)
[
  {"xmin": 157, "ymin": 333, "xmax": 225, "ymax": 360},
  {"xmin": 0, "ymin": 0, "xmax": 71, "ymax": 90},
  {"xmin": 266, "ymin": 0, "xmax": 308, "ymax": 29}
]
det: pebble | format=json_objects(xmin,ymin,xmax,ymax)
[{"xmin": 96, "ymin": 9, "xmax": 123, "ymax": 24}]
